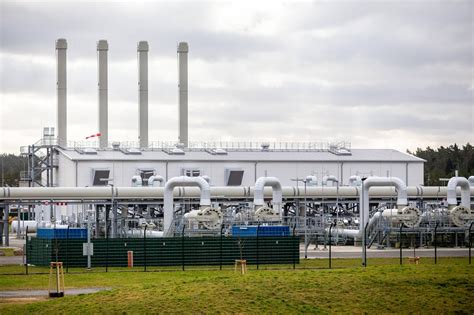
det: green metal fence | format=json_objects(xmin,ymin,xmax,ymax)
[{"xmin": 26, "ymin": 236, "xmax": 300, "ymax": 268}]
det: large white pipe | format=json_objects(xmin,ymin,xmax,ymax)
[
  {"xmin": 148, "ymin": 175, "xmax": 165, "ymax": 187},
  {"xmin": 2, "ymin": 185, "xmax": 474, "ymax": 200},
  {"xmin": 138, "ymin": 41, "xmax": 148, "ymax": 148},
  {"xmin": 468, "ymin": 176, "xmax": 474, "ymax": 186},
  {"xmin": 97, "ymin": 40, "xmax": 108, "ymax": 148},
  {"xmin": 11, "ymin": 220, "xmax": 37, "ymax": 233},
  {"xmin": 177, "ymin": 42, "xmax": 188, "ymax": 147},
  {"xmin": 305, "ymin": 176, "xmax": 318, "ymax": 186},
  {"xmin": 254, "ymin": 177, "xmax": 283, "ymax": 215},
  {"xmin": 447, "ymin": 176, "xmax": 470, "ymax": 208},
  {"xmin": 131, "ymin": 175, "xmax": 143, "ymax": 187},
  {"xmin": 336, "ymin": 212, "xmax": 381, "ymax": 238},
  {"xmin": 348, "ymin": 175, "xmax": 362, "ymax": 186},
  {"xmin": 322, "ymin": 175, "xmax": 338, "ymax": 186},
  {"xmin": 56, "ymin": 38, "xmax": 67, "ymax": 147},
  {"xmin": 163, "ymin": 176, "xmax": 211, "ymax": 234}
]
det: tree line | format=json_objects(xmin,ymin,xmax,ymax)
[
  {"xmin": 407, "ymin": 143, "xmax": 473, "ymax": 186},
  {"xmin": 0, "ymin": 154, "xmax": 28, "ymax": 187}
]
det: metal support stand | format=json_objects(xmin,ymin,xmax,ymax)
[
  {"xmin": 3, "ymin": 203, "xmax": 9, "ymax": 247},
  {"xmin": 329, "ymin": 221, "xmax": 334, "ymax": 269},
  {"xmin": 363, "ymin": 222, "xmax": 368, "ymax": 267}
]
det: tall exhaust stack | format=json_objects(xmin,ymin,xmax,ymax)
[
  {"xmin": 97, "ymin": 40, "xmax": 109, "ymax": 148},
  {"xmin": 137, "ymin": 41, "xmax": 149, "ymax": 148},
  {"xmin": 56, "ymin": 38, "xmax": 67, "ymax": 147},
  {"xmin": 177, "ymin": 42, "xmax": 188, "ymax": 147}
]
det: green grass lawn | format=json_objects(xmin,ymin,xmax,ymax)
[{"xmin": 0, "ymin": 258, "xmax": 472, "ymax": 314}]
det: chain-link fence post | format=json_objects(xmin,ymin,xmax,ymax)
[
  {"xmin": 220, "ymin": 224, "xmax": 224, "ymax": 270},
  {"xmin": 106, "ymin": 214, "xmax": 109, "ymax": 272},
  {"xmin": 181, "ymin": 225, "xmax": 185, "ymax": 271},
  {"xmin": 434, "ymin": 222, "xmax": 439, "ymax": 264},
  {"xmin": 399, "ymin": 225, "xmax": 403, "ymax": 265},
  {"xmin": 256, "ymin": 223, "xmax": 260, "ymax": 270},
  {"xmin": 144, "ymin": 225, "xmax": 147, "ymax": 272},
  {"xmin": 293, "ymin": 224, "xmax": 296, "ymax": 270},
  {"xmin": 66, "ymin": 226, "xmax": 69, "ymax": 273},
  {"xmin": 469, "ymin": 222, "xmax": 473, "ymax": 265},
  {"xmin": 329, "ymin": 221, "xmax": 334, "ymax": 269},
  {"xmin": 25, "ymin": 226, "xmax": 28, "ymax": 275}
]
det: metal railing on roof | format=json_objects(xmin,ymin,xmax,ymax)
[{"xmin": 65, "ymin": 140, "xmax": 351, "ymax": 153}]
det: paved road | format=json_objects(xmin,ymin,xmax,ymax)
[
  {"xmin": 300, "ymin": 245, "xmax": 470, "ymax": 259},
  {"xmin": 0, "ymin": 256, "xmax": 23, "ymax": 265}
]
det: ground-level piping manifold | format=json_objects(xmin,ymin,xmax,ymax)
[
  {"xmin": 446, "ymin": 176, "xmax": 473, "ymax": 227},
  {"xmin": 253, "ymin": 176, "xmax": 283, "ymax": 221},
  {"xmin": 164, "ymin": 176, "xmax": 212, "ymax": 234},
  {"xmin": 333, "ymin": 177, "xmax": 421, "ymax": 239}
]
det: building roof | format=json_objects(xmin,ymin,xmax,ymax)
[{"xmin": 58, "ymin": 148, "xmax": 425, "ymax": 163}]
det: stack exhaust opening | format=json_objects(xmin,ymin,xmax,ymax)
[
  {"xmin": 137, "ymin": 41, "xmax": 149, "ymax": 148},
  {"xmin": 97, "ymin": 40, "xmax": 109, "ymax": 148},
  {"xmin": 177, "ymin": 42, "xmax": 189, "ymax": 148},
  {"xmin": 56, "ymin": 39, "xmax": 67, "ymax": 147}
]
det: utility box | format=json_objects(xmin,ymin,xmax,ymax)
[
  {"xmin": 37, "ymin": 228, "xmax": 87, "ymax": 239},
  {"xmin": 232, "ymin": 225, "xmax": 290, "ymax": 237}
]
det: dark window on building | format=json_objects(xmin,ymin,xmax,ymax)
[
  {"xmin": 183, "ymin": 168, "xmax": 201, "ymax": 177},
  {"xmin": 92, "ymin": 170, "xmax": 111, "ymax": 186},
  {"xmin": 226, "ymin": 170, "xmax": 244, "ymax": 186}
]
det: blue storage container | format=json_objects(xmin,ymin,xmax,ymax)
[
  {"xmin": 37, "ymin": 228, "xmax": 87, "ymax": 239},
  {"xmin": 232, "ymin": 225, "xmax": 290, "ymax": 237}
]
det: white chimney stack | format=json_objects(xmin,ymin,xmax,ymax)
[
  {"xmin": 137, "ymin": 41, "xmax": 149, "ymax": 148},
  {"xmin": 56, "ymin": 38, "xmax": 67, "ymax": 147},
  {"xmin": 97, "ymin": 40, "xmax": 109, "ymax": 148},
  {"xmin": 177, "ymin": 42, "xmax": 188, "ymax": 147}
]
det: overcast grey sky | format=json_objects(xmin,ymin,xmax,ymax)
[{"xmin": 1, "ymin": 0, "xmax": 473, "ymax": 153}]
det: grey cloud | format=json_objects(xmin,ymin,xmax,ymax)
[
  {"xmin": 1, "ymin": 0, "xmax": 473, "ymax": 153},
  {"xmin": 1, "ymin": 1, "xmax": 277, "ymax": 60}
]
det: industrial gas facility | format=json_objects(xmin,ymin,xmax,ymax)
[{"xmin": 1, "ymin": 39, "xmax": 473, "ymax": 266}]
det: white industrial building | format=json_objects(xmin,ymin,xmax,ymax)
[{"xmin": 54, "ymin": 145, "xmax": 424, "ymax": 188}]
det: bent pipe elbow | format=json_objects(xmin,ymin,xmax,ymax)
[
  {"xmin": 447, "ymin": 176, "xmax": 471, "ymax": 208},
  {"xmin": 253, "ymin": 176, "xmax": 282, "ymax": 206}
]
